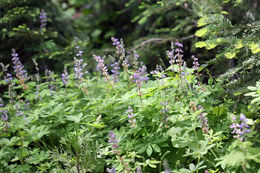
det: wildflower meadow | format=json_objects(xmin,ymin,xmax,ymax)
[{"xmin": 0, "ymin": 0, "xmax": 259, "ymax": 173}]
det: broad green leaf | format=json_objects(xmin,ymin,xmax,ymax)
[
  {"xmin": 249, "ymin": 42, "xmax": 260, "ymax": 54},
  {"xmin": 195, "ymin": 27, "xmax": 207, "ymax": 37},
  {"xmin": 151, "ymin": 144, "xmax": 161, "ymax": 153},
  {"xmin": 66, "ymin": 113, "xmax": 83, "ymax": 123},
  {"xmin": 219, "ymin": 149, "xmax": 245, "ymax": 169},
  {"xmin": 195, "ymin": 41, "xmax": 206, "ymax": 48},
  {"xmin": 197, "ymin": 16, "xmax": 207, "ymax": 27},
  {"xmin": 146, "ymin": 144, "xmax": 153, "ymax": 156},
  {"xmin": 235, "ymin": 40, "xmax": 243, "ymax": 49},
  {"xmin": 225, "ymin": 52, "xmax": 236, "ymax": 59},
  {"xmin": 206, "ymin": 42, "xmax": 217, "ymax": 50}
]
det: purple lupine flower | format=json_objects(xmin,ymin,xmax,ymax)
[
  {"xmin": 174, "ymin": 42, "xmax": 183, "ymax": 48},
  {"xmin": 122, "ymin": 56, "xmax": 130, "ymax": 69},
  {"xmin": 167, "ymin": 50, "xmax": 175, "ymax": 71},
  {"xmin": 131, "ymin": 65, "xmax": 149, "ymax": 88},
  {"xmin": 76, "ymin": 50, "xmax": 83, "ymax": 57},
  {"xmin": 111, "ymin": 37, "xmax": 124, "ymax": 54},
  {"xmin": 230, "ymin": 114, "xmax": 250, "ymax": 141},
  {"xmin": 199, "ymin": 113, "xmax": 209, "ymax": 134},
  {"xmin": 192, "ymin": 55, "xmax": 199, "ymax": 71},
  {"xmin": 1, "ymin": 110, "xmax": 8, "ymax": 121},
  {"xmin": 61, "ymin": 67, "xmax": 69, "ymax": 85},
  {"xmin": 126, "ymin": 106, "xmax": 136, "ymax": 127},
  {"xmin": 94, "ymin": 55, "xmax": 110, "ymax": 82},
  {"xmin": 161, "ymin": 101, "xmax": 169, "ymax": 115},
  {"xmin": 74, "ymin": 58, "xmax": 84, "ymax": 80},
  {"xmin": 15, "ymin": 105, "xmax": 24, "ymax": 117},
  {"xmin": 161, "ymin": 101, "xmax": 170, "ymax": 127},
  {"xmin": 40, "ymin": 9, "xmax": 47, "ymax": 30},
  {"xmin": 35, "ymin": 85, "xmax": 42, "ymax": 100},
  {"xmin": 174, "ymin": 42, "xmax": 184, "ymax": 69},
  {"xmin": 45, "ymin": 69, "xmax": 56, "ymax": 95},
  {"xmin": 11, "ymin": 49, "xmax": 28, "ymax": 88},
  {"xmin": 111, "ymin": 59, "xmax": 120, "ymax": 83},
  {"xmin": 5, "ymin": 73, "xmax": 13, "ymax": 83},
  {"xmin": 108, "ymin": 131, "xmax": 118, "ymax": 150},
  {"xmin": 24, "ymin": 99, "xmax": 31, "ymax": 111},
  {"xmin": 1, "ymin": 109, "xmax": 10, "ymax": 130},
  {"xmin": 107, "ymin": 167, "xmax": 116, "ymax": 173},
  {"xmin": 1, "ymin": 63, "xmax": 13, "ymax": 84},
  {"xmin": 150, "ymin": 65, "xmax": 166, "ymax": 86}
]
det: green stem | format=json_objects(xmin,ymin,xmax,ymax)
[{"xmin": 159, "ymin": 151, "xmax": 170, "ymax": 172}]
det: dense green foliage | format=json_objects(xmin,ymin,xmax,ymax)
[
  {"xmin": 0, "ymin": 41, "xmax": 260, "ymax": 172},
  {"xmin": 0, "ymin": 0, "xmax": 259, "ymax": 172}
]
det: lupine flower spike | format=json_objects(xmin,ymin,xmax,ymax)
[
  {"xmin": 192, "ymin": 55, "xmax": 199, "ymax": 71},
  {"xmin": 126, "ymin": 106, "xmax": 136, "ymax": 127},
  {"xmin": 61, "ymin": 67, "xmax": 69, "ymax": 86},
  {"xmin": 74, "ymin": 58, "xmax": 84, "ymax": 81},
  {"xmin": 174, "ymin": 41, "xmax": 184, "ymax": 71},
  {"xmin": 94, "ymin": 55, "xmax": 114, "ymax": 87},
  {"xmin": 198, "ymin": 106, "xmax": 209, "ymax": 134},
  {"xmin": 0, "ymin": 99, "xmax": 10, "ymax": 130},
  {"xmin": 11, "ymin": 49, "xmax": 28, "ymax": 89},
  {"xmin": 150, "ymin": 65, "xmax": 166, "ymax": 86},
  {"xmin": 107, "ymin": 167, "xmax": 116, "ymax": 173},
  {"xmin": 230, "ymin": 114, "xmax": 250, "ymax": 141},
  {"xmin": 111, "ymin": 37, "xmax": 125, "ymax": 59},
  {"xmin": 108, "ymin": 131, "xmax": 118, "ymax": 152},
  {"xmin": 160, "ymin": 101, "xmax": 169, "ymax": 128},
  {"xmin": 130, "ymin": 65, "xmax": 149, "ymax": 106},
  {"xmin": 110, "ymin": 57, "xmax": 120, "ymax": 83},
  {"xmin": 40, "ymin": 9, "xmax": 47, "ymax": 31}
]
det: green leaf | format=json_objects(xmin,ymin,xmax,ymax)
[
  {"xmin": 205, "ymin": 42, "xmax": 217, "ymax": 50},
  {"xmin": 249, "ymin": 42, "xmax": 260, "ymax": 54},
  {"xmin": 197, "ymin": 16, "xmax": 207, "ymax": 27},
  {"xmin": 219, "ymin": 149, "xmax": 245, "ymax": 169},
  {"xmin": 225, "ymin": 52, "xmax": 236, "ymax": 59},
  {"xmin": 195, "ymin": 41, "xmax": 206, "ymax": 48},
  {"xmin": 195, "ymin": 27, "xmax": 207, "ymax": 37},
  {"xmin": 66, "ymin": 113, "xmax": 83, "ymax": 123},
  {"xmin": 146, "ymin": 144, "xmax": 153, "ymax": 156},
  {"xmin": 151, "ymin": 144, "xmax": 161, "ymax": 153}
]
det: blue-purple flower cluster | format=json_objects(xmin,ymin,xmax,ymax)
[
  {"xmin": 40, "ymin": 9, "xmax": 47, "ymax": 30},
  {"xmin": 198, "ymin": 106, "xmax": 209, "ymax": 134},
  {"xmin": 126, "ymin": 106, "xmax": 136, "ymax": 127},
  {"xmin": 1, "ymin": 63, "xmax": 14, "ymax": 84},
  {"xmin": 0, "ymin": 99, "xmax": 9, "ymax": 130},
  {"xmin": 174, "ymin": 42, "xmax": 184, "ymax": 69},
  {"xmin": 131, "ymin": 65, "xmax": 149, "ymax": 88},
  {"xmin": 110, "ymin": 58, "xmax": 120, "ymax": 83},
  {"xmin": 192, "ymin": 55, "xmax": 199, "ymax": 71},
  {"xmin": 108, "ymin": 131, "xmax": 118, "ymax": 150},
  {"xmin": 15, "ymin": 104, "xmax": 24, "ymax": 117},
  {"xmin": 61, "ymin": 67, "xmax": 69, "ymax": 85},
  {"xmin": 111, "ymin": 37, "xmax": 124, "ymax": 56},
  {"xmin": 230, "ymin": 114, "xmax": 250, "ymax": 141},
  {"xmin": 74, "ymin": 58, "xmax": 84, "ymax": 80},
  {"xmin": 150, "ymin": 65, "xmax": 166, "ymax": 86},
  {"xmin": 11, "ymin": 49, "xmax": 28, "ymax": 88},
  {"xmin": 107, "ymin": 167, "xmax": 116, "ymax": 173},
  {"xmin": 199, "ymin": 113, "xmax": 209, "ymax": 134},
  {"xmin": 94, "ymin": 55, "xmax": 110, "ymax": 82},
  {"xmin": 73, "ymin": 46, "xmax": 88, "ymax": 82},
  {"xmin": 167, "ymin": 49, "xmax": 174, "ymax": 71}
]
